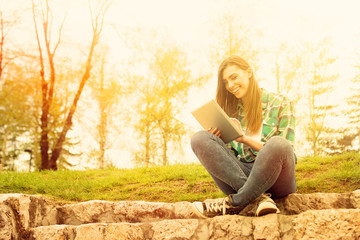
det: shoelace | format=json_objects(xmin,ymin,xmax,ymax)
[
  {"xmin": 203, "ymin": 198, "xmax": 229, "ymax": 215},
  {"xmin": 259, "ymin": 193, "xmax": 273, "ymax": 203},
  {"xmin": 264, "ymin": 193, "xmax": 272, "ymax": 198}
]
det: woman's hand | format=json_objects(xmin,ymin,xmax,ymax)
[
  {"xmin": 229, "ymin": 118, "xmax": 264, "ymax": 150},
  {"xmin": 229, "ymin": 118, "xmax": 245, "ymax": 142},
  {"xmin": 207, "ymin": 127, "xmax": 221, "ymax": 138}
]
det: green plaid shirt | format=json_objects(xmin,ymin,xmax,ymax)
[{"xmin": 229, "ymin": 89, "xmax": 296, "ymax": 163}]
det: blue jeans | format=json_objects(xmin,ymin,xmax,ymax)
[{"xmin": 191, "ymin": 130, "xmax": 297, "ymax": 207}]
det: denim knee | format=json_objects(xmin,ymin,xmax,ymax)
[
  {"xmin": 265, "ymin": 136, "xmax": 292, "ymax": 152},
  {"xmin": 262, "ymin": 136, "xmax": 295, "ymax": 164},
  {"xmin": 191, "ymin": 130, "xmax": 211, "ymax": 152}
]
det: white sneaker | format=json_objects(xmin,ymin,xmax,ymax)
[{"xmin": 255, "ymin": 193, "xmax": 280, "ymax": 216}]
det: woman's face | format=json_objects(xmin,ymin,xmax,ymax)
[{"xmin": 222, "ymin": 65, "xmax": 251, "ymax": 99}]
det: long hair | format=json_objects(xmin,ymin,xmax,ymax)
[{"xmin": 216, "ymin": 55, "xmax": 262, "ymax": 134}]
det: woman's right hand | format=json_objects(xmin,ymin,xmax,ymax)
[
  {"xmin": 229, "ymin": 118, "xmax": 245, "ymax": 142},
  {"xmin": 207, "ymin": 127, "xmax": 221, "ymax": 138}
]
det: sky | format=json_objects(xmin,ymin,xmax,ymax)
[{"xmin": 2, "ymin": 0, "xmax": 360, "ymax": 169}]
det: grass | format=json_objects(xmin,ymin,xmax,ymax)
[
  {"xmin": 0, "ymin": 152, "xmax": 359, "ymax": 204},
  {"xmin": 295, "ymin": 152, "xmax": 360, "ymax": 193}
]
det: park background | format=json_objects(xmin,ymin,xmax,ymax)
[{"xmin": 1, "ymin": 0, "xmax": 360, "ymax": 172}]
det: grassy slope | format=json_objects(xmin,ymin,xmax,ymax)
[
  {"xmin": 295, "ymin": 152, "xmax": 360, "ymax": 193},
  {"xmin": 0, "ymin": 152, "xmax": 359, "ymax": 204}
]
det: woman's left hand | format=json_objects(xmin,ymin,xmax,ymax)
[{"xmin": 207, "ymin": 127, "xmax": 221, "ymax": 138}]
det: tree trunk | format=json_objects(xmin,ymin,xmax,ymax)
[
  {"xmin": 49, "ymin": 69, "xmax": 90, "ymax": 170},
  {"xmin": 49, "ymin": 33, "xmax": 99, "ymax": 170},
  {"xmin": 0, "ymin": 127, "xmax": 7, "ymax": 171},
  {"xmin": 162, "ymin": 134, "xmax": 167, "ymax": 166},
  {"xmin": 47, "ymin": 0, "xmax": 110, "ymax": 170},
  {"xmin": 312, "ymin": 139, "xmax": 317, "ymax": 156},
  {"xmin": 32, "ymin": 0, "xmax": 51, "ymax": 170},
  {"xmin": 40, "ymin": 81, "xmax": 50, "ymax": 169},
  {"xmin": 145, "ymin": 123, "xmax": 150, "ymax": 167},
  {"xmin": 99, "ymin": 114, "xmax": 106, "ymax": 169},
  {"xmin": 99, "ymin": 71, "xmax": 106, "ymax": 169}
]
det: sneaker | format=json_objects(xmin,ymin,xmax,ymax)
[
  {"xmin": 192, "ymin": 195, "xmax": 243, "ymax": 218},
  {"xmin": 255, "ymin": 193, "xmax": 280, "ymax": 217}
]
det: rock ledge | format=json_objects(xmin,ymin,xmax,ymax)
[{"xmin": 0, "ymin": 190, "xmax": 359, "ymax": 239}]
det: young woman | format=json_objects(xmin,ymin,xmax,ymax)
[{"xmin": 191, "ymin": 55, "xmax": 297, "ymax": 217}]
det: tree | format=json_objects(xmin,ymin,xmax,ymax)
[
  {"xmin": 271, "ymin": 42, "xmax": 298, "ymax": 95},
  {"xmin": 276, "ymin": 38, "xmax": 338, "ymax": 156},
  {"xmin": 88, "ymin": 47, "xmax": 122, "ymax": 169},
  {"xmin": 0, "ymin": 62, "xmax": 36, "ymax": 171},
  {"xmin": 132, "ymin": 46, "xmax": 208, "ymax": 166},
  {"xmin": 0, "ymin": 9, "xmax": 23, "ymax": 171},
  {"xmin": 150, "ymin": 47, "xmax": 192, "ymax": 166},
  {"xmin": 121, "ymin": 26, "xmax": 209, "ymax": 166},
  {"xmin": 116, "ymin": 27, "xmax": 160, "ymax": 166},
  {"xmin": 0, "ymin": 9, "xmax": 21, "ymax": 82},
  {"xmin": 296, "ymin": 39, "xmax": 338, "ymax": 156},
  {"xmin": 320, "ymin": 127, "xmax": 360, "ymax": 154},
  {"xmin": 46, "ymin": 63, "xmax": 85, "ymax": 169},
  {"xmin": 32, "ymin": 0, "xmax": 110, "ymax": 170},
  {"xmin": 344, "ymin": 63, "xmax": 360, "ymax": 150},
  {"xmin": 317, "ymin": 59, "xmax": 360, "ymax": 154},
  {"xmin": 131, "ymin": 77, "xmax": 159, "ymax": 167},
  {"xmin": 276, "ymin": 44, "xmax": 306, "ymax": 105},
  {"xmin": 210, "ymin": 9, "xmax": 261, "ymax": 72}
]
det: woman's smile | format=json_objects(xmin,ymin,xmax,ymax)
[
  {"xmin": 222, "ymin": 65, "xmax": 250, "ymax": 99},
  {"xmin": 232, "ymin": 87, "xmax": 240, "ymax": 93}
]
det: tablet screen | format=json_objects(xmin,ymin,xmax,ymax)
[{"xmin": 191, "ymin": 99, "xmax": 243, "ymax": 143}]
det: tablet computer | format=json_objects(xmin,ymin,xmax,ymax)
[{"xmin": 191, "ymin": 99, "xmax": 243, "ymax": 144}]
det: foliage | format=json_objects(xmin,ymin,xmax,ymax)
[
  {"xmin": 318, "ymin": 127, "xmax": 360, "ymax": 154},
  {"xmin": 149, "ymin": 47, "xmax": 192, "ymax": 166},
  {"xmin": 344, "ymin": 63, "xmax": 360, "ymax": 150},
  {"xmin": 0, "ymin": 59, "xmax": 38, "ymax": 170},
  {"xmin": 209, "ymin": 6, "xmax": 260, "ymax": 71},
  {"xmin": 131, "ymin": 75, "xmax": 161, "ymax": 167},
  {"xmin": 0, "ymin": 57, "xmax": 85, "ymax": 171},
  {"xmin": 131, "ymin": 46, "xmax": 192, "ymax": 167},
  {"xmin": 0, "ymin": 8, "xmax": 30, "ymax": 171},
  {"xmin": 125, "ymin": 29, "xmax": 209, "ymax": 167},
  {"xmin": 287, "ymin": 38, "xmax": 338, "ymax": 156},
  {"xmin": 273, "ymin": 43, "xmax": 304, "ymax": 103},
  {"xmin": 0, "ymin": 7, "xmax": 23, "ymax": 81},
  {"xmin": 0, "ymin": 152, "xmax": 359, "ymax": 203}
]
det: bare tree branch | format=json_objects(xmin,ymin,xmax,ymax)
[
  {"xmin": 0, "ymin": 9, "xmax": 25, "ymax": 81},
  {"xmin": 53, "ymin": 11, "xmax": 67, "ymax": 55},
  {"xmin": 49, "ymin": 0, "xmax": 111, "ymax": 169},
  {"xmin": 32, "ymin": 0, "xmax": 46, "ymax": 83}
]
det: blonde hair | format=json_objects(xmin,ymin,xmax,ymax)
[{"xmin": 216, "ymin": 55, "xmax": 262, "ymax": 134}]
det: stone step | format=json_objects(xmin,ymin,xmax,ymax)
[
  {"xmin": 29, "ymin": 209, "xmax": 360, "ymax": 240},
  {"xmin": 0, "ymin": 190, "xmax": 359, "ymax": 239}
]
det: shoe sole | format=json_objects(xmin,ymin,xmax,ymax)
[
  {"xmin": 256, "ymin": 202, "xmax": 280, "ymax": 216},
  {"xmin": 191, "ymin": 202, "xmax": 208, "ymax": 219}
]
